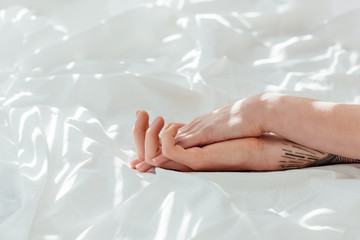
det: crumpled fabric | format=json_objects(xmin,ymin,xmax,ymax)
[{"xmin": 1, "ymin": 0, "xmax": 360, "ymax": 239}]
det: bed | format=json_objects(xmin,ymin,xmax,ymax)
[{"xmin": 1, "ymin": 0, "xmax": 360, "ymax": 239}]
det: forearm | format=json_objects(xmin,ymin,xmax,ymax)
[
  {"xmin": 261, "ymin": 134, "xmax": 360, "ymax": 170},
  {"xmin": 256, "ymin": 93, "xmax": 360, "ymax": 159}
]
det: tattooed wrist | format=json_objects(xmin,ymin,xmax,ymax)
[{"xmin": 279, "ymin": 142, "xmax": 360, "ymax": 169}]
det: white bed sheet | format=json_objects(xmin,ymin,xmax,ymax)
[{"xmin": 1, "ymin": 0, "xmax": 360, "ymax": 239}]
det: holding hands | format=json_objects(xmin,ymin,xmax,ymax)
[
  {"xmin": 130, "ymin": 110, "xmax": 273, "ymax": 172},
  {"xmin": 130, "ymin": 93, "xmax": 360, "ymax": 172}
]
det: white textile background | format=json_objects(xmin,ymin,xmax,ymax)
[{"xmin": 1, "ymin": 0, "xmax": 360, "ymax": 239}]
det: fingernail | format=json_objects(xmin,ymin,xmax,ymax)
[
  {"xmin": 130, "ymin": 160, "xmax": 139, "ymax": 169},
  {"xmin": 136, "ymin": 110, "xmax": 140, "ymax": 118},
  {"xmin": 135, "ymin": 161, "xmax": 147, "ymax": 171},
  {"xmin": 169, "ymin": 124, "xmax": 177, "ymax": 132},
  {"xmin": 150, "ymin": 117, "xmax": 159, "ymax": 127}
]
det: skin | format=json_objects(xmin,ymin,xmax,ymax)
[
  {"xmin": 176, "ymin": 93, "xmax": 360, "ymax": 159},
  {"xmin": 174, "ymin": 95, "xmax": 264, "ymax": 149},
  {"xmin": 131, "ymin": 111, "xmax": 267, "ymax": 172},
  {"xmin": 130, "ymin": 110, "xmax": 360, "ymax": 172},
  {"xmin": 131, "ymin": 111, "xmax": 191, "ymax": 172}
]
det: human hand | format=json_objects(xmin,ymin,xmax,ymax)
[
  {"xmin": 159, "ymin": 124, "xmax": 268, "ymax": 171},
  {"xmin": 175, "ymin": 94, "xmax": 266, "ymax": 149},
  {"xmin": 131, "ymin": 109, "xmax": 346, "ymax": 172},
  {"xmin": 130, "ymin": 111, "xmax": 280, "ymax": 172},
  {"xmin": 160, "ymin": 127, "xmax": 346, "ymax": 171},
  {"xmin": 130, "ymin": 110, "xmax": 192, "ymax": 172}
]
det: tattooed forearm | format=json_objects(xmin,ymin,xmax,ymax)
[{"xmin": 279, "ymin": 142, "xmax": 360, "ymax": 169}]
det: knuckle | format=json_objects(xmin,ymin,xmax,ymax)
[
  {"xmin": 133, "ymin": 124, "xmax": 145, "ymax": 134},
  {"xmin": 144, "ymin": 157, "xmax": 153, "ymax": 165},
  {"xmin": 161, "ymin": 129, "xmax": 168, "ymax": 139},
  {"xmin": 145, "ymin": 127, "xmax": 156, "ymax": 136},
  {"xmin": 162, "ymin": 147, "xmax": 171, "ymax": 159},
  {"xmin": 175, "ymin": 138, "xmax": 184, "ymax": 147}
]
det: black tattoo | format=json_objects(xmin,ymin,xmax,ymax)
[{"xmin": 279, "ymin": 143, "xmax": 360, "ymax": 169}]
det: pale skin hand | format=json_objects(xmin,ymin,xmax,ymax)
[
  {"xmin": 175, "ymin": 93, "xmax": 360, "ymax": 159},
  {"xmin": 131, "ymin": 110, "xmax": 191, "ymax": 172},
  {"xmin": 130, "ymin": 110, "xmax": 270, "ymax": 172},
  {"xmin": 130, "ymin": 111, "xmax": 360, "ymax": 172},
  {"xmin": 162, "ymin": 129, "xmax": 360, "ymax": 171},
  {"xmin": 175, "ymin": 96, "xmax": 264, "ymax": 149}
]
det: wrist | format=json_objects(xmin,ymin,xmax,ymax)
[{"xmin": 248, "ymin": 92, "xmax": 279, "ymax": 134}]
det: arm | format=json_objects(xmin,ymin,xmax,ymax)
[
  {"xmin": 259, "ymin": 93, "xmax": 360, "ymax": 159},
  {"xmin": 175, "ymin": 93, "xmax": 360, "ymax": 159},
  {"xmin": 131, "ymin": 111, "xmax": 360, "ymax": 172},
  {"xmin": 260, "ymin": 134, "xmax": 360, "ymax": 170},
  {"xmin": 160, "ymin": 126, "xmax": 360, "ymax": 171}
]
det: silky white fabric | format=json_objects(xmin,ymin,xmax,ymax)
[{"xmin": 1, "ymin": 0, "xmax": 360, "ymax": 239}]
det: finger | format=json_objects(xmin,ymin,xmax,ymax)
[
  {"xmin": 152, "ymin": 154, "xmax": 169, "ymax": 165},
  {"xmin": 175, "ymin": 124, "xmax": 192, "ymax": 137},
  {"xmin": 178, "ymin": 117, "xmax": 199, "ymax": 132},
  {"xmin": 176, "ymin": 115, "xmax": 205, "ymax": 135},
  {"xmin": 135, "ymin": 161, "xmax": 154, "ymax": 172},
  {"xmin": 144, "ymin": 116, "xmax": 165, "ymax": 164},
  {"xmin": 157, "ymin": 159, "xmax": 193, "ymax": 172},
  {"xmin": 165, "ymin": 122, "xmax": 186, "ymax": 130},
  {"xmin": 129, "ymin": 159, "xmax": 141, "ymax": 169},
  {"xmin": 138, "ymin": 152, "xmax": 192, "ymax": 172},
  {"xmin": 161, "ymin": 124, "xmax": 203, "ymax": 169},
  {"xmin": 163, "ymin": 125, "xmax": 263, "ymax": 171},
  {"xmin": 175, "ymin": 130, "xmax": 207, "ymax": 149},
  {"xmin": 133, "ymin": 110, "xmax": 149, "ymax": 161},
  {"xmin": 175, "ymin": 125, "xmax": 205, "ymax": 148},
  {"xmin": 149, "ymin": 123, "xmax": 185, "ymax": 166},
  {"xmin": 175, "ymin": 132, "xmax": 196, "ymax": 148}
]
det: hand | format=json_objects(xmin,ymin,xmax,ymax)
[
  {"xmin": 131, "ymin": 111, "xmax": 281, "ymax": 172},
  {"xmin": 131, "ymin": 110, "xmax": 355, "ymax": 172},
  {"xmin": 175, "ymin": 94, "xmax": 265, "ymax": 149},
  {"xmin": 130, "ymin": 110, "xmax": 192, "ymax": 172},
  {"xmin": 160, "ymin": 127, "xmax": 345, "ymax": 171},
  {"xmin": 160, "ymin": 124, "xmax": 268, "ymax": 171}
]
